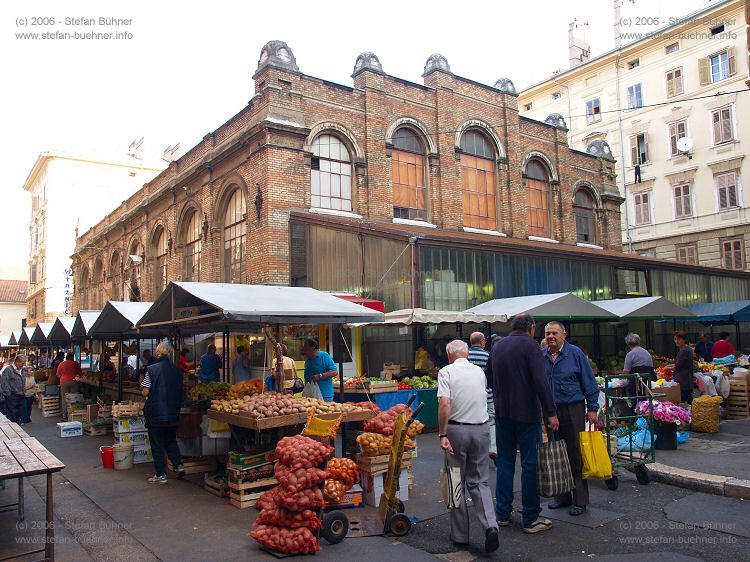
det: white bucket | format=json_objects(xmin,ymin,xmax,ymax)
[{"xmin": 112, "ymin": 443, "xmax": 134, "ymax": 470}]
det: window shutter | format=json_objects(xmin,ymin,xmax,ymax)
[
  {"xmin": 721, "ymin": 108, "xmax": 733, "ymax": 141},
  {"xmin": 630, "ymin": 137, "xmax": 638, "ymax": 166},
  {"xmin": 698, "ymin": 57, "xmax": 711, "ymax": 85},
  {"xmin": 718, "ymin": 175, "xmax": 728, "ymax": 209},
  {"xmin": 727, "ymin": 47, "xmax": 736, "ymax": 76},
  {"xmin": 675, "ymin": 69, "xmax": 684, "ymax": 95},
  {"xmin": 728, "ymin": 173, "xmax": 738, "ymax": 207},
  {"xmin": 684, "ymin": 185, "xmax": 691, "ymax": 216},
  {"xmin": 666, "ymin": 73, "xmax": 675, "ymax": 97},
  {"xmin": 712, "ymin": 111, "xmax": 722, "ymax": 144}
]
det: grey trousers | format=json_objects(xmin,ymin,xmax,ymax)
[
  {"xmin": 487, "ymin": 400, "xmax": 497, "ymax": 455},
  {"xmin": 446, "ymin": 423, "xmax": 498, "ymax": 543}
]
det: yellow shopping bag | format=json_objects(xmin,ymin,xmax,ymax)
[{"xmin": 580, "ymin": 425, "xmax": 612, "ymax": 479}]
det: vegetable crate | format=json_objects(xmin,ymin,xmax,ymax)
[
  {"xmin": 727, "ymin": 380, "xmax": 749, "ymax": 419},
  {"xmin": 602, "ymin": 373, "xmax": 655, "ymax": 491},
  {"xmin": 111, "ymin": 401, "xmax": 144, "ymax": 418}
]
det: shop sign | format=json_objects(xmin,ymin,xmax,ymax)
[{"xmin": 63, "ymin": 268, "xmax": 73, "ymax": 314}]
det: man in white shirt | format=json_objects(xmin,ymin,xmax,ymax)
[{"xmin": 438, "ymin": 340, "xmax": 499, "ymax": 553}]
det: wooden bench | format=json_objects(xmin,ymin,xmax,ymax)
[{"xmin": 0, "ymin": 413, "xmax": 65, "ymax": 561}]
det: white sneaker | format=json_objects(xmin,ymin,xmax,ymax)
[{"xmin": 148, "ymin": 474, "xmax": 168, "ymax": 484}]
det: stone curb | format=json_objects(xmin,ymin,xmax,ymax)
[{"xmin": 648, "ymin": 462, "xmax": 750, "ymax": 500}]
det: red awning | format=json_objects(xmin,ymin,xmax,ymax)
[{"xmin": 334, "ymin": 295, "xmax": 386, "ymax": 313}]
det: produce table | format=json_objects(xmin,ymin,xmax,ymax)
[
  {"xmin": 336, "ymin": 388, "xmax": 438, "ymax": 429},
  {"xmin": 207, "ymin": 408, "xmax": 375, "ymax": 431}
]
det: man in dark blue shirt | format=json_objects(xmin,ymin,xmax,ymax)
[
  {"xmin": 543, "ymin": 321, "xmax": 599, "ymax": 516},
  {"xmin": 198, "ymin": 345, "xmax": 222, "ymax": 383},
  {"xmin": 695, "ymin": 332, "xmax": 714, "ymax": 363}
]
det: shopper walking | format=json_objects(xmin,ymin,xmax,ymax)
[
  {"xmin": 142, "ymin": 341, "xmax": 184, "ymax": 484},
  {"xmin": 490, "ymin": 314, "xmax": 558, "ymax": 533},
  {"xmin": 673, "ymin": 331, "xmax": 695, "ymax": 404},
  {"xmin": 467, "ymin": 332, "xmax": 495, "ymax": 464},
  {"xmin": 20, "ymin": 367, "xmax": 36, "ymax": 424},
  {"xmin": 1, "ymin": 355, "xmax": 26, "ymax": 422},
  {"xmin": 543, "ymin": 321, "xmax": 599, "ymax": 516},
  {"xmin": 57, "ymin": 352, "xmax": 82, "ymax": 419},
  {"xmin": 438, "ymin": 339, "xmax": 499, "ymax": 553}
]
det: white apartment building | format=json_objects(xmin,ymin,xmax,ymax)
[
  {"xmin": 22, "ymin": 152, "xmax": 163, "ymax": 324},
  {"xmin": 520, "ymin": 0, "xmax": 750, "ymax": 271}
]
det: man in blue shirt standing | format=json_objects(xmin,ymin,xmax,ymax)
[
  {"xmin": 302, "ymin": 338, "xmax": 337, "ymax": 402},
  {"xmin": 543, "ymin": 321, "xmax": 599, "ymax": 517},
  {"xmin": 198, "ymin": 345, "xmax": 222, "ymax": 383}
]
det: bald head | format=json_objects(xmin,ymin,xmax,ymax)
[{"xmin": 469, "ymin": 332, "xmax": 486, "ymax": 348}]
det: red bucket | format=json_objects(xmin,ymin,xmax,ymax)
[{"xmin": 100, "ymin": 446, "xmax": 114, "ymax": 469}]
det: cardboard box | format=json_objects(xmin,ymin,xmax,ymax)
[
  {"xmin": 326, "ymin": 485, "xmax": 365, "ymax": 509},
  {"xmin": 654, "ymin": 384, "xmax": 681, "ymax": 404},
  {"xmin": 56, "ymin": 421, "xmax": 83, "ymax": 438},
  {"xmin": 112, "ymin": 416, "xmax": 146, "ymax": 433},
  {"xmin": 132, "ymin": 444, "xmax": 153, "ymax": 464},
  {"xmin": 363, "ymin": 470, "xmax": 409, "ymax": 507},
  {"xmin": 227, "ymin": 462, "xmax": 275, "ymax": 484},
  {"xmin": 115, "ymin": 431, "xmax": 150, "ymax": 445}
]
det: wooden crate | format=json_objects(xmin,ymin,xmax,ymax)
[
  {"xmin": 40, "ymin": 396, "xmax": 61, "ymax": 417},
  {"xmin": 85, "ymin": 424, "xmax": 109, "ymax": 436},
  {"xmin": 203, "ymin": 474, "xmax": 228, "ymax": 498},
  {"xmin": 727, "ymin": 381, "xmax": 749, "ymax": 419},
  {"xmin": 168, "ymin": 456, "xmax": 217, "ymax": 475},
  {"xmin": 228, "ymin": 478, "xmax": 276, "ymax": 509},
  {"xmin": 112, "ymin": 401, "xmax": 144, "ymax": 418},
  {"xmin": 356, "ymin": 452, "xmax": 414, "ymax": 475}
]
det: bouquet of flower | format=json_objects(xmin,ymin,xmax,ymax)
[{"xmin": 635, "ymin": 400, "xmax": 691, "ymax": 426}]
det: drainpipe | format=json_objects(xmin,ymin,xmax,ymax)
[{"xmin": 615, "ymin": 52, "xmax": 633, "ymax": 253}]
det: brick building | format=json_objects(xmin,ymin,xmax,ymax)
[{"xmin": 73, "ymin": 40, "xmax": 633, "ymax": 312}]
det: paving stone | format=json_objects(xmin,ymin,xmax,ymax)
[{"xmin": 724, "ymin": 479, "xmax": 750, "ymax": 500}]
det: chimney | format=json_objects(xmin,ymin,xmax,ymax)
[{"xmin": 568, "ymin": 19, "xmax": 591, "ymax": 68}]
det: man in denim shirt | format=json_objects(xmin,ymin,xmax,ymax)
[{"xmin": 543, "ymin": 321, "xmax": 599, "ymax": 517}]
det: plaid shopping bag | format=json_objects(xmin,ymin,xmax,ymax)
[{"xmin": 536, "ymin": 430, "xmax": 575, "ymax": 498}]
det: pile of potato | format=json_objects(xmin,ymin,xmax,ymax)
[
  {"xmin": 210, "ymin": 396, "xmax": 251, "ymax": 415},
  {"xmin": 240, "ymin": 393, "xmax": 308, "ymax": 419},
  {"xmin": 295, "ymin": 397, "xmax": 365, "ymax": 415}
]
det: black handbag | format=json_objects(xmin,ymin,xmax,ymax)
[{"xmin": 291, "ymin": 377, "xmax": 305, "ymax": 394}]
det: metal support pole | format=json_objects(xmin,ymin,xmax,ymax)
[{"xmin": 117, "ymin": 338, "xmax": 123, "ymax": 402}]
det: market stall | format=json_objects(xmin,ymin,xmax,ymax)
[
  {"xmin": 48, "ymin": 317, "xmax": 76, "ymax": 350},
  {"xmin": 686, "ymin": 299, "xmax": 750, "ymax": 352},
  {"xmin": 137, "ymin": 282, "xmax": 385, "ymax": 453}
]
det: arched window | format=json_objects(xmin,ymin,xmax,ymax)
[
  {"xmin": 127, "ymin": 240, "xmax": 143, "ymax": 302},
  {"xmin": 110, "ymin": 251, "xmax": 122, "ymax": 301},
  {"xmin": 184, "ymin": 211, "xmax": 202, "ymax": 281},
  {"xmin": 460, "ymin": 130, "xmax": 496, "ymax": 230},
  {"xmin": 311, "ymin": 135, "xmax": 352, "ymax": 211},
  {"xmin": 223, "ymin": 189, "xmax": 246, "ymax": 284},
  {"xmin": 525, "ymin": 159, "xmax": 552, "ymax": 238},
  {"xmin": 392, "ymin": 128, "xmax": 426, "ymax": 221},
  {"xmin": 92, "ymin": 260, "xmax": 104, "ymax": 309},
  {"xmin": 574, "ymin": 189, "xmax": 597, "ymax": 244},
  {"xmin": 153, "ymin": 228, "xmax": 168, "ymax": 295},
  {"xmin": 79, "ymin": 266, "xmax": 90, "ymax": 309}
]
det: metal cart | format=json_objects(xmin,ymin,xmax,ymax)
[{"xmin": 602, "ymin": 373, "xmax": 656, "ymax": 490}]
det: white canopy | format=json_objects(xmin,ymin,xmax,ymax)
[
  {"xmin": 351, "ymin": 307, "xmax": 507, "ymax": 327},
  {"xmin": 591, "ymin": 297, "xmax": 696, "ymax": 320},
  {"xmin": 9, "ymin": 331, "xmax": 21, "ymax": 346},
  {"xmin": 30, "ymin": 322, "xmax": 55, "ymax": 345},
  {"xmin": 71, "ymin": 310, "xmax": 102, "ymax": 339},
  {"xmin": 0, "ymin": 335, "xmax": 12, "ymax": 347},
  {"xmin": 466, "ymin": 292, "xmax": 618, "ymax": 320},
  {"xmin": 18, "ymin": 326, "xmax": 36, "ymax": 346},
  {"xmin": 48, "ymin": 317, "xmax": 76, "ymax": 344},
  {"xmin": 89, "ymin": 301, "xmax": 155, "ymax": 338},
  {"xmin": 137, "ymin": 282, "xmax": 385, "ymax": 334}
]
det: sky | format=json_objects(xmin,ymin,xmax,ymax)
[{"xmin": 0, "ymin": 0, "xmax": 711, "ymax": 276}]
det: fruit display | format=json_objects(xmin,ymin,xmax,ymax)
[
  {"xmin": 400, "ymin": 375, "xmax": 437, "ymax": 389},
  {"xmin": 655, "ymin": 366, "xmax": 674, "ymax": 381},
  {"xmin": 228, "ymin": 379, "xmax": 264, "ymax": 399},
  {"xmin": 354, "ymin": 401, "xmax": 380, "ymax": 415},
  {"xmin": 189, "ymin": 382, "xmax": 231, "ymax": 399},
  {"xmin": 344, "ymin": 377, "xmax": 367, "ymax": 387},
  {"xmin": 397, "ymin": 381, "xmax": 413, "ymax": 390},
  {"xmin": 356, "ymin": 432, "xmax": 415, "ymax": 456},
  {"xmin": 697, "ymin": 362, "xmax": 730, "ymax": 374},
  {"xmin": 295, "ymin": 397, "xmax": 366, "ymax": 415},
  {"xmin": 250, "ymin": 434, "xmax": 333, "ymax": 555}
]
